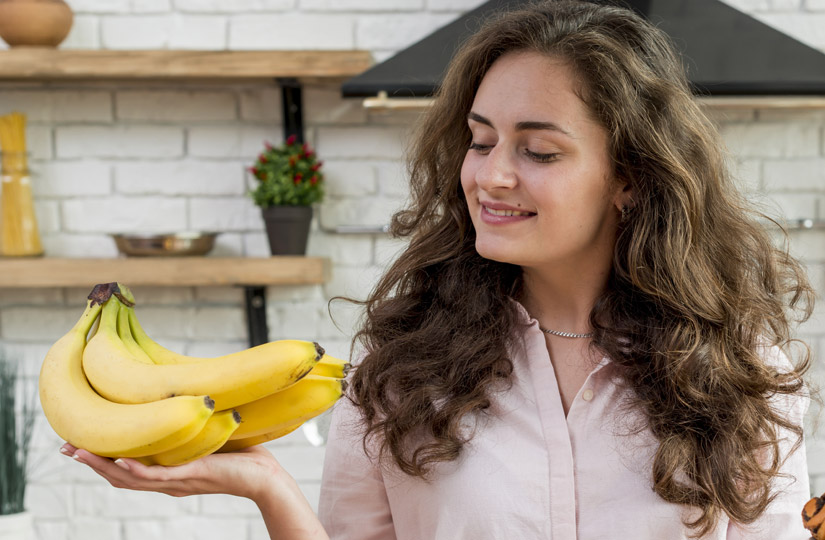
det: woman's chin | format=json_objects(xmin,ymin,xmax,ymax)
[{"xmin": 474, "ymin": 242, "xmax": 526, "ymax": 266}]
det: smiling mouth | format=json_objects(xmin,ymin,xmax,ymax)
[{"xmin": 483, "ymin": 206, "xmax": 536, "ymax": 217}]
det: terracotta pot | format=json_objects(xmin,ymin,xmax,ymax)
[{"xmin": 0, "ymin": 0, "xmax": 73, "ymax": 48}]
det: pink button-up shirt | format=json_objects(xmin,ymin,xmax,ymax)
[{"xmin": 318, "ymin": 303, "xmax": 811, "ymax": 539}]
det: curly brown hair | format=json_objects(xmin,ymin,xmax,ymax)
[{"xmin": 341, "ymin": 0, "xmax": 817, "ymax": 536}]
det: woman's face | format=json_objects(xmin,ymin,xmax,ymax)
[{"xmin": 460, "ymin": 51, "xmax": 629, "ymax": 270}]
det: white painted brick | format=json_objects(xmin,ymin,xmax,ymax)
[
  {"xmin": 60, "ymin": 14, "xmax": 101, "ymax": 49},
  {"xmin": 375, "ymin": 160, "xmax": 409, "ymax": 197},
  {"xmin": 757, "ymin": 108, "xmax": 825, "ymax": 122},
  {"xmin": 306, "ymin": 232, "xmax": 372, "ymax": 266},
  {"xmin": 765, "ymin": 193, "xmax": 819, "ymax": 222},
  {"xmin": 209, "ymin": 231, "xmax": 244, "ymax": 256},
  {"xmin": 318, "ymin": 299, "xmax": 362, "ymax": 340},
  {"xmin": 0, "ymin": 306, "xmax": 78, "ymax": 342},
  {"xmin": 199, "ymin": 493, "xmax": 260, "ymax": 516},
  {"xmin": 812, "ymin": 475, "xmax": 825, "ymax": 498},
  {"xmin": 188, "ymin": 125, "xmax": 275, "ymax": 158},
  {"xmin": 373, "ymin": 235, "xmax": 406, "ymax": 268},
  {"xmin": 425, "ymin": 0, "xmax": 485, "ymax": 10},
  {"xmin": 229, "ymin": 14, "xmax": 355, "ymax": 50},
  {"xmin": 129, "ymin": 286, "xmax": 194, "ymax": 305},
  {"xmin": 34, "ymin": 200, "xmax": 60, "ymax": 234},
  {"xmin": 25, "ymin": 484, "xmax": 72, "ymax": 518},
  {"xmin": 129, "ymin": 306, "xmax": 193, "ymax": 339},
  {"xmin": 268, "ymin": 445, "xmax": 326, "ymax": 481},
  {"xmin": 52, "ymin": 91, "xmax": 113, "ymax": 122},
  {"xmin": 356, "ymin": 13, "xmax": 455, "ymax": 50},
  {"xmin": 0, "ymin": 289, "xmax": 62, "ymax": 307},
  {"xmin": 41, "ymin": 234, "xmax": 120, "ymax": 258},
  {"xmin": 274, "ymin": 302, "xmax": 322, "ymax": 340},
  {"xmin": 74, "ymin": 485, "xmax": 198, "ymax": 517},
  {"xmin": 69, "ymin": 517, "xmax": 121, "ymax": 540},
  {"xmin": 0, "ymin": 91, "xmax": 52, "ymax": 121},
  {"xmin": 720, "ymin": 123, "xmax": 820, "ymax": 158},
  {"xmin": 115, "ymin": 161, "xmax": 244, "ymax": 195},
  {"xmin": 191, "ymin": 306, "xmax": 246, "ymax": 340},
  {"xmin": 189, "ymin": 197, "xmax": 262, "ymax": 231},
  {"xmin": 116, "ymin": 90, "xmax": 236, "ymax": 122},
  {"xmin": 785, "ymin": 229, "xmax": 825, "ymax": 264},
  {"xmin": 34, "ymin": 520, "xmax": 69, "ymax": 540},
  {"xmin": 175, "ymin": 0, "xmax": 294, "ymax": 11},
  {"xmin": 304, "ymin": 85, "xmax": 368, "ymax": 125},
  {"xmin": 301, "ymin": 0, "xmax": 422, "ymax": 9},
  {"xmin": 62, "ymin": 196, "xmax": 187, "ymax": 233},
  {"xmin": 133, "ymin": 0, "xmax": 173, "ymax": 12},
  {"xmin": 28, "ymin": 126, "xmax": 53, "ymax": 160},
  {"xmin": 56, "ymin": 126, "xmax": 184, "ymax": 158},
  {"xmin": 805, "ymin": 262, "xmax": 825, "ymax": 292},
  {"xmin": 316, "ymin": 126, "xmax": 407, "ymax": 159},
  {"xmin": 27, "ymin": 445, "xmax": 109, "ymax": 484},
  {"xmin": 809, "ymin": 0, "xmax": 825, "ymax": 10},
  {"xmin": 322, "ymin": 264, "xmax": 383, "ymax": 300},
  {"xmin": 366, "ymin": 108, "xmax": 425, "ymax": 126},
  {"xmin": 730, "ymin": 158, "xmax": 761, "ymax": 194},
  {"xmin": 122, "ymin": 520, "xmax": 163, "ymax": 540},
  {"xmin": 322, "ymin": 160, "xmax": 377, "ymax": 197},
  {"xmin": 239, "ymin": 88, "xmax": 282, "ymax": 123},
  {"xmin": 265, "ymin": 284, "xmax": 324, "ymax": 302},
  {"xmin": 194, "ymin": 286, "xmax": 244, "ymax": 304},
  {"xmin": 243, "ymin": 231, "xmax": 271, "ymax": 257},
  {"xmin": 154, "ymin": 516, "xmax": 247, "ymax": 540},
  {"xmin": 102, "ymin": 15, "xmax": 227, "ymax": 49},
  {"xmin": 33, "ymin": 161, "xmax": 111, "ymax": 197},
  {"xmin": 318, "ymin": 197, "xmax": 402, "ymax": 230},
  {"xmin": 66, "ymin": 0, "xmax": 129, "ymax": 12},
  {"xmin": 763, "ymin": 159, "xmax": 825, "ymax": 191}
]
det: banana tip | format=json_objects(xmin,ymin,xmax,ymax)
[
  {"xmin": 232, "ymin": 410, "xmax": 241, "ymax": 424},
  {"xmin": 313, "ymin": 342, "xmax": 325, "ymax": 360},
  {"xmin": 204, "ymin": 396, "xmax": 215, "ymax": 410}
]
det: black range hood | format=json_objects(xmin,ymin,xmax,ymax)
[{"xmin": 341, "ymin": 0, "xmax": 825, "ymax": 98}]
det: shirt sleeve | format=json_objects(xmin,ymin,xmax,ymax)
[
  {"xmin": 727, "ymin": 345, "xmax": 812, "ymax": 540},
  {"xmin": 318, "ymin": 397, "xmax": 397, "ymax": 540}
]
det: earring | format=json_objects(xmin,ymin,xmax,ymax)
[{"xmin": 620, "ymin": 205, "xmax": 630, "ymax": 223}]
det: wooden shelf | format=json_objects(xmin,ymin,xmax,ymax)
[
  {"xmin": 0, "ymin": 257, "xmax": 330, "ymax": 288},
  {"xmin": 0, "ymin": 49, "xmax": 372, "ymax": 81}
]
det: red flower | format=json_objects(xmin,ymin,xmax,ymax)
[
  {"xmin": 286, "ymin": 134, "xmax": 297, "ymax": 146},
  {"xmin": 310, "ymin": 163, "xmax": 322, "ymax": 172},
  {"xmin": 258, "ymin": 154, "xmax": 268, "ymax": 163},
  {"xmin": 310, "ymin": 175, "xmax": 318, "ymax": 185},
  {"xmin": 264, "ymin": 141, "xmax": 274, "ymax": 150},
  {"xmin": 289, "ymin": 155, "xmax": 297, "ymax": 167},
  {"xmin": 293, "ymin": 172, "xmax": 303, "ymax": 185}
]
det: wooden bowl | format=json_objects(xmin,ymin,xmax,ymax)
[
  {"xmin": 111, "ymin": 232, "xmax": 221, "ymax": 257},
  {"xmin": 0, "ymin": 0, "xmax": 74, "ymax": 48}
]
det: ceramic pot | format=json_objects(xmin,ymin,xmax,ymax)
[
  {"xmin": 0, "ymin": 511, "xmax": 34, "ymax": 539},
  {"xmin": 0, "ymin": 0, "xmax": 74, "ymax": 48},
  {"xmin": 261, "ymin": 206, "xmax": 313, "ymax": 255}
]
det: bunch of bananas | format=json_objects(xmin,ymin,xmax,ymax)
[{"xmin": 38, "ymin": 282, "xmax": 348, "ymax": 466}]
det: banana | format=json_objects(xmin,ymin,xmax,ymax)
[
  {"xmin": 217, "ymin": 420, "xmax": 304, "ymax": 453},
  {"xmin": 127, "ymin": 305, "xmax": 350, "ymax": 378},
  {"xmin": 116, "ymin": 302, "xmax": 153, "ymax": 364},
  {"xmin": 82, "ymin": 296, "xmax": 323, "ymax": 411},
  {"xmin": 136, "ymin": 410, "xmax": 242, "ymax": 467},
  {"xmin": 229, "ymin": 374, "xmax": 345, "ymax": 440},
  {"xmin": 38, "ymin": 285, "xmax": 215, "ymax": 458}
]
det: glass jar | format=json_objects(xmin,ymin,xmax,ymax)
[{"xmin": 0, "ymin": 152, "xmax": 43, "ymax": 257}]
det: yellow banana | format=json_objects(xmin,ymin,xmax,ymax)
[
  {"xmin": 229, "ymin": 374, "xmax": 344, "ymax": 440},
  {"xmin": 218, "ymin": 420, "xmax": 304, "ymax": 453},
  {"xmin": 82, "ymin": 296, "xmax": 323, "ymax": 411},
  {"xmin": 127, "ymin": 305, "xmax": 350, "ymax": 378},
  {"xmin": 38, "ymin": 286, "xmax": 215, "ymax": 458},
  {"xmin": 136, "ymin": 410, "xmax": 241, "ymax": 466},
  {"xmin": 116, "ymin": 302, "xmax": 153, "ymax": 364}
]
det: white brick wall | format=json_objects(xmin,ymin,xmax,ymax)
[{"xmin": 0, "ymin": 0, "xmax": 822, "ymax": 538}]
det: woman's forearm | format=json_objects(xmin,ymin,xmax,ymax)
[{"xmin": 254, "ymin": 473, "xmax": 330, "ymax": 540}]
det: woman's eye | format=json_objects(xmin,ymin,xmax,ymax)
[
  {"xmin": 469, "ymin": 142, "xmax": 492, "ymax": 154},
  {"xmin": 525, "ymin": 149, "xmax": 559, "ymax": 163}
]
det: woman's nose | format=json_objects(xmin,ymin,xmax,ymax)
[{"xmin": 475, "ymin": 146, "xmax": 518, "ymax": 190}]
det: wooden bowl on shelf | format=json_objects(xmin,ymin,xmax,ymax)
[
  {"xmin": 0, "ymin": 0, "xmax": 73, "ymax": 48},
  {"xmin": 111, "ymin": 232, "xmax": 221, "ymax": 257}
]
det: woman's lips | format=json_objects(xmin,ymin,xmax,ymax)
[{"xmin": 479, "ymin": 204, "xmax": 536, "ymax": 225}]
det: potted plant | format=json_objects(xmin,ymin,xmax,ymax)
[
  {"xmin": 248, "ymin": 135, "xmax": 324, "ymax": 255},
  {"xmin": 0, "ymin": 351, "xmax": 36, "ymax": 539}
]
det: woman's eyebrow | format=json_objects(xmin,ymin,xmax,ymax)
[{"xmin": 467, "ymin": 111, "xmax": 574, "ymax": 138}]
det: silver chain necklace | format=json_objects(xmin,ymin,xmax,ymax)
[{"xmin": 539, "ymin": 326, "xmax": 593, "ymax": 339}]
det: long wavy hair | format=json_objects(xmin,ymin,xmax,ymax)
[{"xmin": 342, "ymin": 0, "xmax": 817, "ymax": 536}]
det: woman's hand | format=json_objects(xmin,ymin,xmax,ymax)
[{"xmin": 60, "ymin": 443, "xmax": 286, "ymax": 502}]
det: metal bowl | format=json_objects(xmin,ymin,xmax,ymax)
[{"xmin": 111, "ymin": 232, "xmax": 220, "ymax": 257}]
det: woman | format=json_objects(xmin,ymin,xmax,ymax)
[{"xmin": 64, "ymin": 1, "xmax": 817, "ymax": 538}]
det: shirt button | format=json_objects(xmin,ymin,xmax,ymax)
[{"xmin": 582, "ymin": 388, "xmax": 594, "ymax": 402}]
